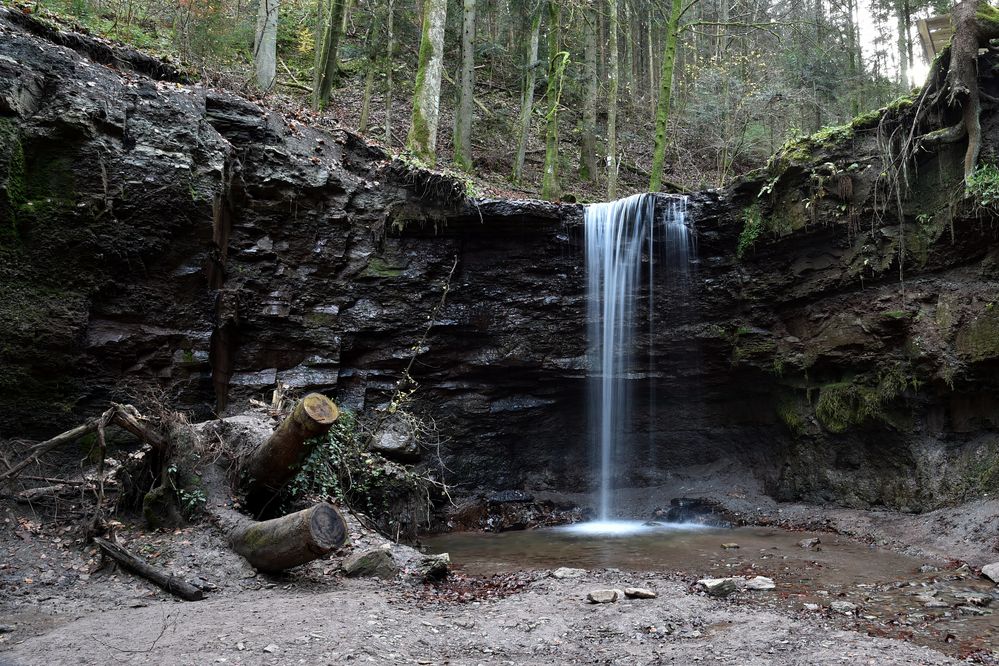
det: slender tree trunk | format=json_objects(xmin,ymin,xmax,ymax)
[
  {"xmin": 813, "ymin": 0, "xmax": 822, "ymax": 130},
  {"xmin": 606, "ymin": 0, "xmax": 619, "ymax": 198},
  {"xmin": 313, "ymin": 0, "xmax": 346, "ymax": 109},
  {"xmin": 580, "ymin": 1, "xmax": 599, "ymax": 182},
  {"xmin": 512, "ymin": 0, "xmax": 543, "ymax": 183},
  {"xmin": 541, "ymin": 1, "xmax": 566, "ymax": 200},
  {"xmin": 384, "ymin": 0, "xmax": 395, "ymax": 145},
  {"xmin": 453, "ymin": 0, "xmax": 477, "ymax": 171},
  {"xmin": 254, "ymin": 0, "xmax": 279, "ymax": 91},
  {"xmin": 895, "ymin": 0, "xmax": 908, "ymax": 88},
  {"xmin": 407, "ymin": 0, "xmax": 448, "ymax": 162},
  {"xmin": 648, "ymin": 0, "xmax": 683, "ymax": 191},
  {"xmin": 358, "ymin": 17, "xmax": 379, "ymax": 134}
]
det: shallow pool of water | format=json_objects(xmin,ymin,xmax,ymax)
[{"xmin": 424, "ymin": 523, "xmax": 999, "ymax": 659}]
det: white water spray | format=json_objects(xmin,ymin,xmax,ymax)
[{"xmin": 583, "ymin": 193, "xmax": 693, "ymax": 528}]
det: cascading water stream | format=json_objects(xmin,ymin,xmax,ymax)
[{"xmin": 581, "ymin": 193, "xmax": 693, "ymax": 531}]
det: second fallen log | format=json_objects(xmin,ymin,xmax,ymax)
[
  {"xmin": 229, "ymin": 502, "xmax": 347, "ymax": 572},
  {"xmin": 241, "ymin": 393, "xmax": 339, "ymax": 499}
]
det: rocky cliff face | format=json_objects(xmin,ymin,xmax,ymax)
[{"xmin": 2, "ymin": 11, "xmax": 998, "ymax": 513}]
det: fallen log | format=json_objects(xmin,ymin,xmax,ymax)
[
  {"xmin": 229, "ymin": 503, "xmax": 347, "ymax": 572},
  {"xmin": 203, "ymin": 464, "xmax": 348, "ymax": 572},
  {"xmin": 93, "ymin": 536, "xmax": 204, "ymax": 601},
  {"xmin": 241, "ymin": 393, "xmax": 339, "ymax": 501}
]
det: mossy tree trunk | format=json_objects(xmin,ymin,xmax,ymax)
[
  {"xmin": 512, "ymin": 0, "xmax": 544, "ymax": 184},
  {"xmin": 453, "ymin": 0, "xmax": 477, "ymax": 171},
  {"xmin": 540, "ymin": 1, "xmax": 567, "ymax": 201},
  {"xmin": 253, "ymin": 0, "xmax": 279, "ymax": 91},
  {"xmin": 407, "ymin": 0, "xmax": 448, "ymax": 163},
  {"xmin": 313, "ymin": 0, "xmax": 346, "ymax": 110},
  {"xmin": 648, "ymin": 0, "xmax": 683, "ymax": 192}
]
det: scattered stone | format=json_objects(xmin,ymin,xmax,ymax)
[
  {"xmin": 912, "ymin": 595, "xmax": 938, "ymax": 605},
  {"xmin": 342, "ymin": 546, "xmax": 399, "ymax": 579},
  {"xmin": 830, "ymin": 601, "xmax": 857, "ymax": 615},
  {"xmin": 798, "ymin": 538, "xmax": 821, "ymax": 550},
  {"xmin": 720, "ymin": 543, "xmax": 740, "ymax": 549},
  {"xmin": 923, "ymin": 600, "xmax": 950, "ymax": 609},
  {"xmin": 981, "ymin": 562, "xmax": 999, "ymax": 584},
  {"xmin": 236, "ymin": 643, "xmax": 245, "ymax": 651},
  {"xmin": 744, "ymin": 576, "xmax": 776, "ymax": 591},
  {"xmin": 959, "ymin": 592, "xmax": 992, "ymax": 607},
  {"xmin": 624, "ymin": 587, "xmax": 657, "ymax": 599},
  {"xmin": 803, "ymin": 603, "xmax": 820, "ymax": 611},
  {"xmin": 552, "ymin": 567, "xmax": 586, "ymax": 580},
  {"xmin": 587, "ymin": 589, "xmax": 622, "ymax": 604},
  {"xmin": 697, "ymin": 578, "xmax": 737, "ymax": 598},
  {"xmin": 958, "ymin": 605, "xmax": 991, "ymax": 616},
  {"xmin": 918, "ymin": 564, "xmax": 940, "ymax": 574},
  {"xmin": 262, "ymin": 644, "xmax": 279, "ymax": 653},
  {"xmin": 0, "ymin": 625, "xmax": 15, "ymax": 633}
]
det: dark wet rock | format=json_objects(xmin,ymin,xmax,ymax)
[
  {"xmin": 447, "ymin": 495, "xmax": 585, "ymax": 532},
  {"xmin": 656, "ymin": 498, "xmax": 735, "ymax": 527},
  {"xmin": 487, "ymin": 490, "xmax": 535, "ymax": 504}
]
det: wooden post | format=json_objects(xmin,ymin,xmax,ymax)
[{"xmin": 241, "ymin": 393, "xmax": 339, "ymax": 500}]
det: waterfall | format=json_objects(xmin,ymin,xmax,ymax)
[{"xmin": 584, "ymin": 193, "xmax": 693, "ymax": 523}]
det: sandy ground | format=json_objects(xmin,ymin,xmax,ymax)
[{"xmin": 1, "ymin": 571, "xmax": 960, "ymax": 666}]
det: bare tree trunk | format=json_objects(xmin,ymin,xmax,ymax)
[
  {"xmin": 579, "ymin": 1, "xmax": 599, "ymax": 183},
  {"xmin": 606, "ymin": 0, "xmax": 619, "ymax": 198},
  {"xmin": 511, "ymin": 0, "xmax": 543, "ymax": 183},
  {"xmin": 453, "ymin": 0, "xmax": 477, "ymax": 171},
  {"xmin": 407, "ymin": 0, "xmax": 448, "ymax": 162},
  {"xmin": 254, "ymin": 0, "xmax": 279, "ymax": 91},
  {"xmin": 384, "ymin": 0, "xmax": 395, "ymax": 145}
]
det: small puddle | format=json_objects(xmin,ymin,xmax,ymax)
[{"xmin": 424, "ymin": 524, "xmax": 999, "ymax": 659}]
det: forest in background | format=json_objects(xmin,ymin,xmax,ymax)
[{"xmin": 5, "ymin": 0, "xmax": 951, "ymax": 200}]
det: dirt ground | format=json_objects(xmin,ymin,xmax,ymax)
[{"xmin": 2, "ymin": 482, "xmax": 998, "ymax": 666}]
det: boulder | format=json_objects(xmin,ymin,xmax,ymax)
[
  {"xmin": 342, "ymin": 546, "xmax": 399, "ymax": 579},
  {"xmin": 369, "ymin": 417, "xmax": 420, "ymax": 461},
  {"xmin": 982, "ymin": 562, "xmax": 999, "ymax": 584},
  {"xmin": 697, "ymin": 578, "xmax": 737, "ymax": 598}
]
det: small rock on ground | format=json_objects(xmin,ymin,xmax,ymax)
[
  {"xmin": 552, "ymin": 567, "xmax": 586, "ymax": 579},
  {"xmin": 623, "ymin": 587, "xmax": 657, "ymax": 599},
  {"xmin": 799, "ymin": 537, "xmax": 821, "ymax": 549},
  {"xmin": 981, "ymin": 561, "xmax": 999, "ymax": 584},
  {"xmin": 587, "ymin": 589, "xmax": 622, "ymax": 604},
  {"xmin": 744, "ymin": 576, "xmax": 776, "ymax": 591},
  {"xmin": 697, "ymin": 578, "xmax": 737, "ymax": 598},
  {"xmin": 830, "ymin": 601, "xmax": 858, "ymax": 615}
]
